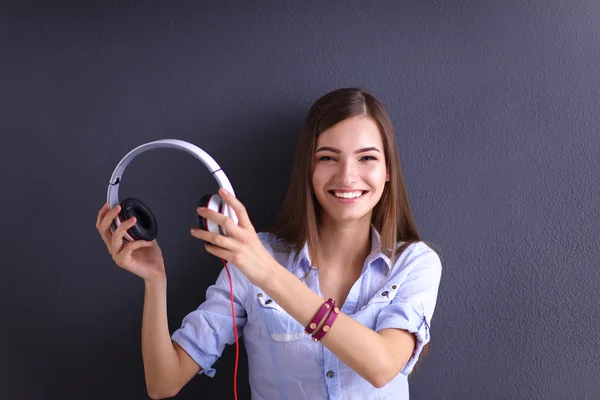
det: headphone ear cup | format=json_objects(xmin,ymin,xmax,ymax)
[
  {"xmin": 198, "ymin": 194, "xmax": 224, "ymax": 235},
  {"xmin": 197, "ymin": 194, "xmax": 211, "ymax": 231},
  {"xmin": 116, "ymin": 198, "xmax": 158, "ymax": 242}
]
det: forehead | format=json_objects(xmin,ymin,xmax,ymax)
[{"xmin": 316, "ymin": 116, "xmax": 383, "ymax": 150}]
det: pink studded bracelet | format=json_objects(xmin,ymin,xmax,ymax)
[
  {"xmin": 305, "ymin": 298, "xmax": 335, "ymax": 335},
  {"xmin": 312, "ymin": 303, "xmax": 340, "ymax": 342}
]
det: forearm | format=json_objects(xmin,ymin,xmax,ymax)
[
  {"xmin": 262, "ymin": 261, "xmax": 404, "ymax": 387},
  {"xmin": 141, "ymin": 279, "xmax": 181, "ymax": 398}
]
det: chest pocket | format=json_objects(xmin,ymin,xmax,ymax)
[
  {"xmin": 353, "ymin": 283, "xmax": 400, "ymax": 329},
  {"xmin": 365, "ymin": 283, "xmax": 400, "ymax": 307},
  {"xmin": 256, "ymin": 292, "xmax": 306, "ymax": 342}
]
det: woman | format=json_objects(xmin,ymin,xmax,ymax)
[{"xmin": 95, "ymin": 88, "xmax": 442, "ymax": 399}]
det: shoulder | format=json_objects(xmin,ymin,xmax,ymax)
[
  {"xmin": 393, "ymin": 240, "xmax": 442, "ymax": 274},
  {"xmin": 257, "ymin": 231, "xmax": 295, "ymax": 266},
  {"xmin": 257, "ymin": 231, "xmax": 286, "ymax": 249}
]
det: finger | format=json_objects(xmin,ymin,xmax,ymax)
[
  {"xmin": 113, "ymin": 240, "xmax": 153, "ymax": 266},
  {"xmin": 204, "ymin": 242, "xmax": 233, "ymax": 261},
  {"xmin": 98, "ymin": 204, "xmax": 121, "ymax": 235},
  {"xmin": 190, "ymin": 227, "xmax": 238, "ymax": 250},
  {"xmin": 98, "ymin": 205, "xmax": 122, "ymax": 247},
  {"xmin": 96, "ymin": 203, "xmax": 109, "ymax": 227},
  {"xmin": 111, "ymin": 216, "xmax": 138, "ymax": 255},
  {"xmin": 218, "ymin": 188, "xmax": 253, "ymax": 230},
  {"xmin": 197, "ymin": 206, "xmax": 244, "ymax": 238},
  {"xmin": 126, "ymin": 239, "xmax": 153, "ymax": 252}
]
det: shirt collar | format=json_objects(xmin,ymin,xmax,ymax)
[{"xmin": 289, "ymin": 224, "xmax": 392, "ymax": 272}]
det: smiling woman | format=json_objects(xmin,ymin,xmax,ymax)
[{"xmin": 96, "ymin": 87, "xmax": 442, "ymax": 400}]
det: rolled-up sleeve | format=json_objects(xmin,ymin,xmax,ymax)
[
  {"xmin": 171, "ymin": 262, "xmax": 248, "ymax": 377},
  {"xmin": 375, "ymin": 245, "xmax": 442, "ymax": 375}
]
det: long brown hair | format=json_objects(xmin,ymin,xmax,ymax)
[{"xmin": 268, "ymin": 88, "xmax": 424, "ymax": 268}]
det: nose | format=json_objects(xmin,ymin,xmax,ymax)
[{"xmin": 336, "ymin": 159, "xmax": 358, "ymax": 185}]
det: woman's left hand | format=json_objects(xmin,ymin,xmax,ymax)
[{"xmin": 190, "ymin": 188, "xmax": 276, "ymax": 288}]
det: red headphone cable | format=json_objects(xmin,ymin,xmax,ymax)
[{"xmin": 222, "ymin": 258, "xmax": 239, "ymax": 400}]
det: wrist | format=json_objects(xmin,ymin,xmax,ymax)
[{"xmin": 144, "ymin": 275, "xmax": 167, "ymax": 292}]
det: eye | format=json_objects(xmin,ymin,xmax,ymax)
[
  {"xmin": 318, "ymin": 156, "xmax": 336, "ymax": 161},
  {"xmin": 361, "ymin": 155, "xmax": 377, "ymax": 161}
]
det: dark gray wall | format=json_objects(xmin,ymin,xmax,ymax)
[{"xmin": 2, "ymin": 1, "xmax": 599, "ymax": 399}]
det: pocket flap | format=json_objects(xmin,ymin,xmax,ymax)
[
  {"xmin": 366, "ymin": 283, "xmax": 400, "ymax": 305},
  {"xmin": 257, "ymin": 292, "xmax": 284, "ymax": 312}
]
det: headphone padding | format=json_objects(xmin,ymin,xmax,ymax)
[{"xmin": 119, "ymin": 197, "xmax": 158, "ymax": 241}]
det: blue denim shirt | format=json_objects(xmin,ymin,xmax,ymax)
[{"xmin": 171, "ymin": 226, "xmax": 442, "ymax": 399}]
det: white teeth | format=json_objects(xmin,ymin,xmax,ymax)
[{"xmin": 333, "ymin": 191, "xmax": 364, "ymax": 199}]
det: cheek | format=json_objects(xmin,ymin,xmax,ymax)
[
  {"xmin": 311, "ymin": 171, "xmax": 322, "ymax": 198},
  {"xmin": 311, "ymin": 166, "xmax": 326, "ymax": 189},
  {"xmin": 366, "ymin": 166, "xmax": 388, "ymax": 187}
]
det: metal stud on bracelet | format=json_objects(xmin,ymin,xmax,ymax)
[
  {"xmin": 312, "ymin": 305, "xmax": 340, "ymax": 341},
  {"xmin": 305, "ymin": 298, "xmax": 335, "ymax": 335}
]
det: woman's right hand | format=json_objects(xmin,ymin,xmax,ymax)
[{"xmin": 96, "ymin": 203, "xmax": 166, "ymax": 284}]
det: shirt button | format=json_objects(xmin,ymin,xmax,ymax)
[
  {"xmin": 381, "ymin": 291, "xmax": 389, "ymax": 297},
  {"xmin": 391, "ymin": 285, "xmax": 397, "ymax": 290},
  {"xmin": 265, "ymin": 299, "xmax": 273, "ymax": 304},
  {"xmin": 326, "ymin": 370, "xmax": 335, "ymax": 378},
  {"xmin": 258, "ymin": 293, "xmax": 263, "ymax": 297}
]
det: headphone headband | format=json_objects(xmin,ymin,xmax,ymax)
[{"xmin": 106, "ymin": 138, "xmax": 237, "ymax": 225}]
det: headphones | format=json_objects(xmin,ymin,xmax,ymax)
[{"xmin": 106, "ymin": 139, "xmax": 239, "ymax": 242}]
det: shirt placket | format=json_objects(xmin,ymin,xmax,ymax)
[
  {"xmin": 317, "ymin": 269, "xmax": 367, "ymax": 399},
  {"xmin": 323, "ymin": 346, "xmax": 341, "ymax": 398}
]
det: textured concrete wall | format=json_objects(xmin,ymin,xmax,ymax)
[{"xmin": 1, "ymin": 1, "xmax": 599, "ymax": 399}]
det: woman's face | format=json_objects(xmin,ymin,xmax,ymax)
[{"xmin": 312, "ymin": 116, "xmax": 389, "ymax": 225}]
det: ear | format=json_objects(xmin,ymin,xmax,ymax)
[{"xmin": 386, "ymin": 170, "xmax": 390, "ymax": 182}]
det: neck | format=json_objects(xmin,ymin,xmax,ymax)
[{"xmin": 315, "ymin": 214, "xmax": 372, "ymax": 272}]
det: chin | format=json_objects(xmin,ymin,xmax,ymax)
[{"xmin": 322, "ymin": 209, "xmax": 373, "ymax": 224}]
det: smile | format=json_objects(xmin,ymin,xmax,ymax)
[{"xmin": 328, "ymin": 190, "xmax": 367, "ymax": 199}]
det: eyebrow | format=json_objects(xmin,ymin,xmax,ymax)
[{"xmin": 315, "ymin": 146, "xmax": 381, "ymax": 154}]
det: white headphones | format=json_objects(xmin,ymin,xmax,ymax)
[{"xmin": 106, "ymin": 139, "xmax": 238, "ymax": 242}]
